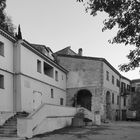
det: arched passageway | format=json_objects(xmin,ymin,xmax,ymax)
[
  {"xmin": 76, "ymin": 89, "xmax": 92, "ymax": 111},
  {"xmin": 106, "ymin": 91, "xmax": 111, "ymax": 119}
]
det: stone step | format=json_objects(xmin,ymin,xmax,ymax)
[
  {"xmin": 0, "ymin": 116, "xmax": 17, "ymax": 137},
  {"xmin": 0, "ymin": 129, "xmax": 17, "ymax": 132},
  {"xmin": 0, "ymin": 128, "xmax": 17, "ymax": 131},
  {"xmin": 3, "ymin": 124, "xmax": 17, "ymax": 127},
  {"xmin": 0, "ymin": 134, "xmax": 17, "ymax": 137},
  {"xmin": 4, "ymin": 123, "xmax": 17, "ymax": 126},
  {"xmin": 0, "ymin": 112, "xmax": 29, "ymax": 137}
]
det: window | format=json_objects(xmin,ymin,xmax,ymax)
[
  {"xmin": 136, "ymin": 85, "xmax": 140, "ymax": 92},
  {"xmin": 112, "ymin": 75, "xmax": 114, "ymax": 85},
  {"xmin": 131, "ymin": 87, "xmax": 135, "ymax": 92},
  {"xmin": 37, "ymin": 60, "xmax": 41, "ymax": 73},
  {"xmin": 60, "ymin": 98, "xmax": 64, "ymax": 105},
  {"xmin": 44, "ymin": 62, "xmax": 54, "ymax": 78},
  {"xmin": 121, "ymin": 82, "xmax": 126, "ymax": 92},
  {"xmin": 51, "ymin": 89, "xmax": 54, "ymax": 98},
  {"xmin": 112, "ymin": 93, "xmax": 114, "ymax": 104},
  {"xmin": 0, "ymin": 42, "xmax": 4, "ymax": 56},
  {"xmin": 55, "ymin": 70, "xmax": 58, "ymax": 81},
  {"xmin": 124, "ymin": 97, "xmax": 126, "ymax": 106},
  {"xmin": 127, "ymin": 84, "xmax": 131, "ymax": 91},
  {"xmin": 0, "ymin": 74, "xmax": 4, "ymax": 89},
  {"xmin": 106, "ymin": 71, "xmax": 109, "ymax": 81},
  {"xmin": 116, "ymin": 79, "xmax": 120, "ymax": 87},
  {"xmin": 117, "ymin": 96, "xmax": 119, "ymax": 105}
]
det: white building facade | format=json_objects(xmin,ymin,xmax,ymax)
[{"xmin": 0, "ymin": 28, "xmax": 67, "ymax": 114}]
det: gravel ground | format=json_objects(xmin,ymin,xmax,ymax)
[{"xmin": 1, "ymin": 121, "xmax": 140, "ymax": 140}]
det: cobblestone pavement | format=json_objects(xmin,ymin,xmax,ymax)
[{"xmin": 1, "ymin": 121, "xmax": 140, "ymax": 140}]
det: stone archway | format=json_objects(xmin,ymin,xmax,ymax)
[
  {"xmin": 106, "ymin": 91, "xmax": 111, "ymax": 119},
  {"xmin": 76, "ymin": 89, "xmax": 92, "ymax": 111}
]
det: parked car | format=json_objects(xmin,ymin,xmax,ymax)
[{"xmin": 126, "ymin": 110, "xmax": 136, "ymax": 121}]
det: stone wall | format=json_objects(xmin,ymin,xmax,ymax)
[
  {"xmin": 66, "ymin": 86, "xmax": 105, "ymax": 120},
  {"xmin": 57, "ymin": 55, "xmax": 106, "ymax": 119},
  {"xmin": 57, "ymin": 56, "xmax": 103, "ymax": 88}
]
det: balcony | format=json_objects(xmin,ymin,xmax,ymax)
[{"xmin": 120, "ymin": 88, "xmax": 131, "ymax": 96}]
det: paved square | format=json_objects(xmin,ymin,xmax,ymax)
[
  {"xmin": 1, "ymin": 121, "xmax": 140, "ymax": 140},
  {"xmin": 31, "ymin": 121, "xmax": 140, "ymax": 140}
]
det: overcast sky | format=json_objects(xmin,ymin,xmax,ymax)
[{"xmin": 6, "ymin": 0, "xmax": 140, "ymax": 80}]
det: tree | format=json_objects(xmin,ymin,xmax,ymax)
[
  {"xmin": 0, "ymin": 0, "xmax": 15, "ymax": 34},
  {"xmin": 0, "ymin": 0, "xmax": 6, "ymax": 27},
  {"xmin": 4, "ymin": 14, "xmax": 16, "ymax": 34},
  {"xmin": 15, "ymin": 25, "xmax": 22, "ymax": 40},
  {"xmin": 77, "ymin": 0, "xmax": 140, "ymax": 72}
]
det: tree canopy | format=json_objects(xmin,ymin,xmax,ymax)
[
  {"xmin": 0, "ymin": 0, "xmax": 6, "ymax": 27},
  {"xmin": 77, "ymin": 0, "xmax": 140, "ymax": 72},
  {"xmin": 0, "ymin": 0, "xmax": 15, "ymax": 34}
]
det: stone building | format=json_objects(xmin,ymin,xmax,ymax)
[
  {"xmin": 55, "ymin": 47, "xmax": 131, "ymax": 121},
  {"xmin": 0, "ymin": 26, "xmax": 139, "ymax": 138},
  {"xmin": 130, "ymin": 79, "xmax": 140, "ymax": 119}
]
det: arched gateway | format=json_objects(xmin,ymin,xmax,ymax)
[{"xmin": 76, "ymin": 89, "xmax": 92, "ymax": 111}]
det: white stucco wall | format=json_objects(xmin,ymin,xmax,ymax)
[
  {"xmin": 9, "ymin": 42, "xmax": 67, "ymax": 112},
  {"xmin": 0, "ymin": 70, "xmax": 13, "ymax": 111},
  {"xmin": 20, "ymin": 44, "xmax": 66, "ymax": 90},
  {"xmin": 0, "ymin": 33, "xmax": 15, "ymax": 112},
  {"xmin": 17, "ymin": 104, "xmax": 77, "ymax": 138},
  {"xmin": 0, "ymin": 35, "xmax": 14, "ymax": 73},
  {"xmin": 20, "ymin": 74, "xmax": 66, "ymax": 112}
]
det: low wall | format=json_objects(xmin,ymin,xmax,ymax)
[
  {"xmin": 33, "ymin": 116, "xmax": 73, "ymax": 135},
  {"xmin": 0, "ymin": 112, "xmax": 14, "ymax": 125},
  {"xmin": 17, "ymin": 103, "xmax": 77, "ymax": 138}
]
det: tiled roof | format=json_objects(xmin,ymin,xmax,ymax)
[{"xmin": 54, "ymin": 46, "xmax": 77, "ymax": 56}]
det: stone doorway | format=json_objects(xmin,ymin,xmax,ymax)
[
  {"xmin": 106, "ymin": 91, "xmax": 111, "ymax": 119},
  {"xmin": 76, "ymin": 89, "xmax": 92, "ymax": 111}
]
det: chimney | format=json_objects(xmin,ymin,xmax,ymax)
[{"xmin": 78, "ymin": 48, "xmax": 83, "ymax": 56}]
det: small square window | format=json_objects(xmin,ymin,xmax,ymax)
[
  {"xmin": 0, "ymin": 42, "xmax": 4, "ymax": 56},
  {"xmin": 116, "ymin": 79, "xmax": 120, "ymax": 87},
  {"xmin": 55, "ymin": 70, "xmax": 58, "ymax": 81},
  {"xmin": 51, "ymin": 89, "xmax": 54, "ymax": 98},
  {"xmin": 131, "ymin": 87, "xmax": 135, "ymax": 92},
  {"xmin": 124, "ymin": 97, "xmax": 126, "ymax": 106},
  {"xmin": 127, "ymin": 84, "xmax": 131, "ymax": 91},
  {"xmin": 0, "ymin": 74, "xmax": 4, "ymax": 89},
  {"xmin": 106, "ymin": 71, "xmax": 109, "ymax": 81},
  {"xmin": 112, "ymin": 93, "xmax": 114, "ymax": 104},
  {"xmin": 112, "ymin": 76, "xmax": 114, "ymax": 85},
  {"xmin": 117, "ymin": 96, "xmax": 119, "ymax": 105},
  {"xmin": 37, "ymin": 60, "xmax": 41, "ymax": 73},
  {"xmin": 60, "ymin": 98, "xmax": 64, "ymax": 105}
]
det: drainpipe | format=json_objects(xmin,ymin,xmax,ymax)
[
  {"xmin": 13, "ymin": 42, "xmax": 18, "ymax": 113},
  {"xmin": 119, "ymin": 76, "xmax": 122, "ymax": 120},
  {"xmin": 13, "ymin": 40, "xmax": 22, "ymax": 112}
]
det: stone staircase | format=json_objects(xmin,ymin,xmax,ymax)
[{"xmin": 0, "ymin": 112, "xmax": 29, "ymax": 137}]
